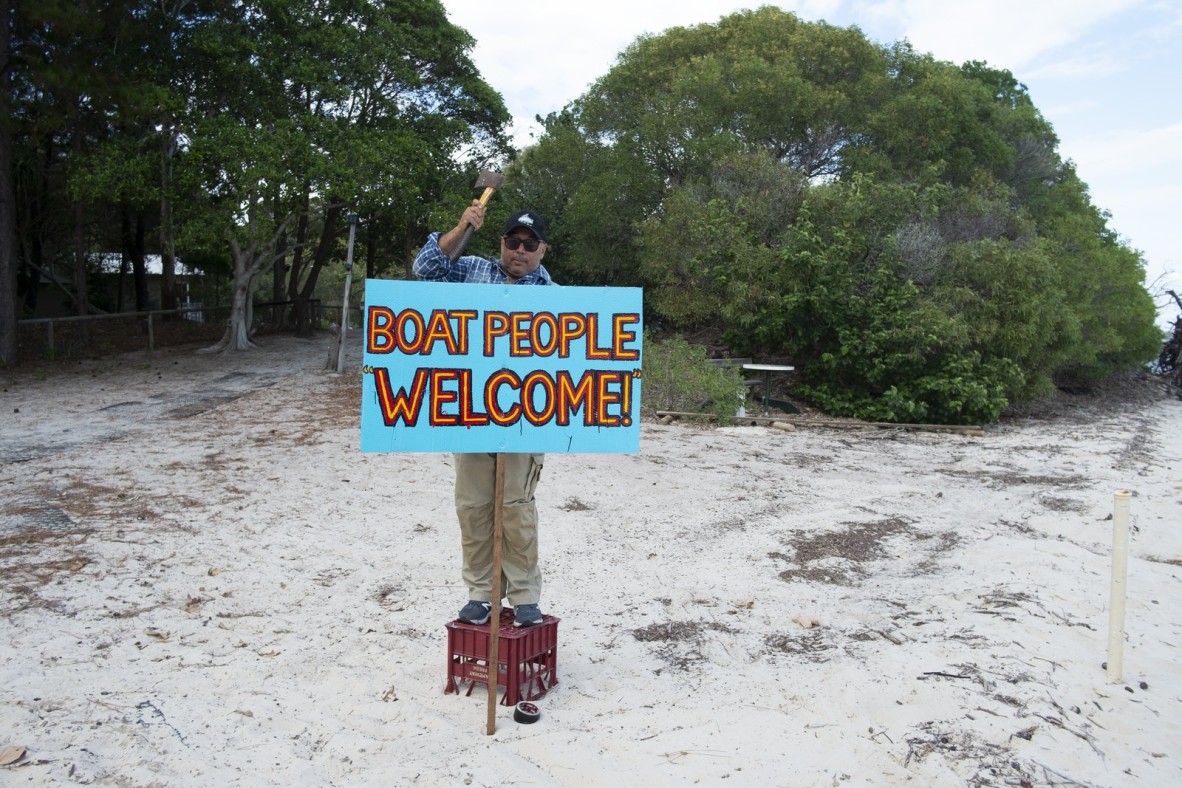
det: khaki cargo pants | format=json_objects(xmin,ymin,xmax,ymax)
[{"xmin": 453, "ymin": 452, "xmax": 544, "ymax": 606}]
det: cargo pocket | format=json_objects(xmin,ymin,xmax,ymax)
[{"xmin": 527, "ymin": 453, "xmax": 545, "ymax": 495}]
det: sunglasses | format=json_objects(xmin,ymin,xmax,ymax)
[{"xmin": 502, "ymin": 236, "xmax": 542, "ymax": 252}]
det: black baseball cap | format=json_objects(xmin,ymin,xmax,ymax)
[{"xmin": 502, "ymin": 211, "xmax": 547, "ymax": 243}]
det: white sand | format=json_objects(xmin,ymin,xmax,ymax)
[{"xmin": 1, "ymin": 334, "xmax": 1179, "ymax": 787}]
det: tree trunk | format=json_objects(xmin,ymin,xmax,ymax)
[
  {"xmin": 282, "ymin": 189, "xmax": 307, "ymax": 304},
  {"xmin": 159, "ymin": 127, "xmax": 178, "ymax": 312},
  {"xmin": 205, "ymin": 239, "xmax": 260, "ymax": 353},
  {"xmin": 21, "ymin": 232, "xmax": 41, "ymax": 314},
  {"xmin": 117, "ymin": 213, "xmax": 129, "ymax": 312},
  {"xmin": 72, "ymin": 203, "xmax": 88, "ymax": 312},
  {"xmin": 221, "ymin": 275, "xmax": 256, "ymax": 351},
  {"xmin": 155, "ymin": 4, "xmax": 184, "ymax": 316},
  {"xmin": 293, "ymin": 203, "xmax": 342, "ymax": 337},
  {"xmin": 285, "ymin": 188, "xmax": 311, "ymax": 329},
  {"xmin": 402, "ymin": 223, "xmax": 416, "ymax": 280},
  {"xmin": 123, "ymin": 208, "xmax": 149, "ymax": 310},
  {"xmin": 70, "ymin": 107, "xmax": 89, "ymax": 328},
  {"xmin": 272, "ymin": 188, "xmax": 288, "ymax": 329},
  {"xmin": 0, "ymin": 0, "xmax": 17, "ymax": 364},
  {"xmin": 20, "ymin": 135, "xmax": 55, "ymax": 316},
  {"xmin": 205, "ymin": 214, "xmax": 292, "ymax": 355},
  {"xmin": 272, "ymin": 238, "xmax": 287, "ymax": 329}
]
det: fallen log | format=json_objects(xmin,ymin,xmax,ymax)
[{"xmin": 653, "ymin": 411, "xmax": 986, "ymax": 436}]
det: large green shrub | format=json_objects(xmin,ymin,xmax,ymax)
[{"xmin": 783, "ymin": 251, "xmax": 1022, "ymax": 424}]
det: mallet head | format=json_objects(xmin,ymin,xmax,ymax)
[{"xmin": 474, "ymin": 170, "xmax": 505, "ymax": 205}]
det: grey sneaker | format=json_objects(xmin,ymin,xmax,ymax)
[
  {"xmin": 513, "ymin": 604, "xmax": 542, "ymax": 628},
  {"xmin": 458, "ymin": 600, "xmax": 492, "ymax": 625}
]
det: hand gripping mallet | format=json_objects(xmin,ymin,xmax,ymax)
[{"xmin": 448, "ymin": 169, "xmax": 505, "ymax": 262}]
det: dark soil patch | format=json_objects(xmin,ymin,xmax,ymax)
[
  {"xmin": 632, "ymin": 619, "xmax": 739, "ymax": 673},
  {"xmin": 1000, "ymin": 369, "xmax": 1174, "ymax": 423}
]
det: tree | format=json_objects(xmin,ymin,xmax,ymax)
[
  {"xmin": 513, "ymin": 9, "xmax": 888, "ymax": 290},
  {"xmin": 10, "ymin": 1, "xmax": 122, "ymax": 325},
  {"xmin": 6, "ymin": 0, "xmax": 176, "ymax": 347},
  {"xmin": 518, "ymin": 7, "xmax": 1160, "ymax": 422},
  {"xmin": 1, "ymin": 0, "xmax": 508, "ymax": 360},
  {"xmin": 508, "ymin": 113, "xmax": 664, "ymax": 287},
  {"xmin": 182, "ymin": 0, "xmax": 510, "ymax": 352},
  {"xmin": 579, "ymin": 8, "xmax": 888, "ymax": 183}
]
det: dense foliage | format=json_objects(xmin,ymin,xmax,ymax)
[
  {"xmin": 2, "ymin": 0, "xmax": 509, "ymax": 359},
  {"xmin": 3, "ymin": 5, "xmax": 1162, "ymax": 414},
  {"xmin": 508, "ymin": 9, "xmax": 1161, "ymax": 423},
  {"xmin": 640, "ymin": 333, "xmax": 746, "ymax": 425}
]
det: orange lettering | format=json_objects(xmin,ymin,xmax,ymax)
[
  {"xmin": 612, "ymin": 314, "xmax": 641, "ymax": 360},
  {"xmin": 556, "ymin": 370, "xmax": 595, "ymax": 426},
  {"xmin": 530, "ymin": 312, "xmax": 559, "ymax": 357},
  {"xmin": 373, "ymin": 367, "xmax": 428, "ymax": 426},
  {"xmin": 521, "ymin": 371, "xmax": 557, "ymax": 426},
  {"xmin": 484, "ymin": 312, "xmax": 509, "ymax": 357},
  {"xmin": 585, "ymin": 314, "xmax": 612, "ymax": 360},
  {"xmin": 485, "ymin": 370, "xmax": 521, "ymax": 425},
  {"xmin": 367, "ymin": 307, "xmax": 395, "ymax": 353},
  {"xmin": 430, "ymin": 369, "xmax": 460, "ymax": 426},
  {"xmin": 559, "ymin": 314, "xmax": 587, "ymax": 358}
]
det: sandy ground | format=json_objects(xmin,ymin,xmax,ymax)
[{"xmin": 1, "ymin": 334, "xmax": 1179, "ymax": 787}]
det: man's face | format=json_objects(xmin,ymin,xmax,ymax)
[{"xmin": 499, "ymin": 229, "xmax": 546, "ymax": 282}]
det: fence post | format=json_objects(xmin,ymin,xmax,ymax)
[
  {"xmin": 46, "ymin": 320, "xmax": 55, "ymax": 358},
  {"xmin": 147, "ymin": 312, "xmax": 155, "ymax": 351}
]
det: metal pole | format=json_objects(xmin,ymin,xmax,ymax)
[
  {"xmin": 1107, "ymin": 489, "xmax": 1131, "ymax": 683},
  {"xmin": 336, "ymin": 213, "xmax": 359, "ymax": 373}
]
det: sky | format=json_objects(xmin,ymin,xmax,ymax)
[{"xmin": 440, "ymin": 0, "xmax": 1182, "ymax": 327}]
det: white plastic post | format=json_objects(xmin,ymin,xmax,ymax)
[{"xmin": 1107, "ymin": 489, "xmax": 1131, "ymax": 683}]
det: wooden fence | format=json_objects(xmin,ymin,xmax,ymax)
[{"xmin": 15, "ymin": 299, "xmax": 361, "ymax": 361}]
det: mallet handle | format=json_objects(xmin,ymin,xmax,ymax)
[{"xmin": 446, "ymin": 187, "xmax": 498, "ymax": 263}]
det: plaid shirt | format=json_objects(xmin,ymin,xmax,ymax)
[{"xmin": 413, "ymin": 232, "xmax": 556, "ymax": 286}]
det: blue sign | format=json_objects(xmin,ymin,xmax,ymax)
[{"xmin": 360, "ymin": 280, "xmax": 643, "ymax": 454}]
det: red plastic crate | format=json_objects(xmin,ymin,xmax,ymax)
[{"xmin": 445, "ymin": 608, "xmax": 559, "ymax": 706}]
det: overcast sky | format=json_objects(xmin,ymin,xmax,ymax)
[{"xmin": 440, "ymin": 0, "xmax": 1182, "ymax": 325}]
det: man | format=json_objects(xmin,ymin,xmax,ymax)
[{"xmin": 413, "ymin": 201, "xmax": 554, "ymax": 627}]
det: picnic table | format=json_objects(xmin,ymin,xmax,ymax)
[
  {"xmin": 707, "ymin": 358, "xmax": 798, "ymax": 415},
  {"xmin": 741, "ymin": 363, "xmax": 797, "ymax": 415}
]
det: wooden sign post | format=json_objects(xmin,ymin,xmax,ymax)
[{"xmin": 487, "ymin": 455, "xmax": 505, "ymax": 735}]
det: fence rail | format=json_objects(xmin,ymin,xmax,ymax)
[{"xmin": 15, "ymin": 299, "xmax": 360, "ymax": 362}]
